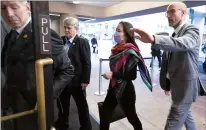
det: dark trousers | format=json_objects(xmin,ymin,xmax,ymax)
[
  {"xmin": 55, "ymin": 85, "xmax": 92, "ymax": 130},
  {"xmin": 203, "ymin": 59, "xmax": 206, "ymax": 72},
  {"xmin": 100, "ymin": 83, "xmax": 143, "ymax": 130},
  {"xmin": 150, "ymin": 55, "xmax": 162, "ymax": 68},
  {"xmin": 92, "ymin": 47, "xmax": 96, "ymax": 53}
]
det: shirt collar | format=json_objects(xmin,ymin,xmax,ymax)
[
  {"xmin": 69, "ymin": 34, "xmax": 76, "ymax": 43},
  {"xmin": 16, "ymin": 17, "xmax": 31, "ymax": 34},
  {"xmin": 174, "ymin": 20, "xmax": 186, "ymax": 35}
]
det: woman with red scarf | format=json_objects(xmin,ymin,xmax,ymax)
[{"xmin": 100, "ymin": 21, "xmax": 152, "ymax": 130}]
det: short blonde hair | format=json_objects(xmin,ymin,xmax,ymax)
[{"xmin": 63, "ymin": 17, "xmax": 79, "ymax": 30}]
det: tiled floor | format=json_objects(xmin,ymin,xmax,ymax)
[{"xmin": 86, "ymin": 53, "xmax": 206, "ymax": 130}]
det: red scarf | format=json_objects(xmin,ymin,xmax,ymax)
[
  {"xmin": 111, "ymin": 43, "xmax": 139, "ymax": 55},
  {"xmin": 110, "ymin": 43, "xmax": 140, "ymax": 87}
]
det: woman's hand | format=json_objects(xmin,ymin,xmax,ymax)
[{"xmin": 103, "ymin": 72, "xmax": 113, "ymax": 80}]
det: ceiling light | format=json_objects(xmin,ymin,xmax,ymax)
[
  {"xmin": 85, "ymin": 19, "xmax": 96, "ymax": 22},
  {"xmin": 73, "ymin": 1, "xmax": 80, "ymax": 4},
  {"xmin": 78, "ymin": 16, "xmax": 94, "ymax": 19},
  {"xmin": 49, "ymin": 13, "xmax": 60, "ymax": 17}
]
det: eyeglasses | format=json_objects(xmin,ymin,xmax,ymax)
[{"xmin": 165, "ymin": 9, "xmax": 184, "ymax": 17}]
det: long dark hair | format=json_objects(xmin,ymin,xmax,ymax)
[{"xmin": 119, "ymin": 21, "xmax": 139, "ymax": 49}]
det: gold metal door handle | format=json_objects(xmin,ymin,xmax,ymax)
[
  {"xmin": 1, "ymin": 58, "xmax": 53, "ymax": 130},
  {"xmin": 35, "ymin": 58, "xmax": 53, "ymax": 130},
  {"xmin": 1, "ymin": 109, "xmax": 37, "ymax": 121}
]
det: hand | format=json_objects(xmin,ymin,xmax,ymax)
[
  {"xmin": 164, "ymin": 91, "xmax": 170, "ymax": 96},
  {"xmin": 130, "ymin": 28, "xmax": 155, "ymax": 44},
  {"xmin": 81, "ymin": 83, "xmax": 88, "ymax": 90},
  {"xmin": 103, "ymin": 72, "xmax": 113, "ymax": 80}
]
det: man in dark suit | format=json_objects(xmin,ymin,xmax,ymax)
[
  {"xmin": 131, "ymin": 2, "xmax": 200, "ymax": 130},
  {"xmin": 91, "ymin": 34, "xmax": 98, "ymax": 54},
  {"xmin": 150, "ymin": 45, "xmax": 162, "ymax": 68},
  {"xmin": 55, "ymin": 17, "xmax": 92, "ymax": 130},
  {"xmin": 1, "ymin": 1, "xmax": 74, "ymax": 130}
]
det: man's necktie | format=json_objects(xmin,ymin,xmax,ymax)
[
  {"xmin": 4, "ymin": 30, "xmax": 19, "ymax": 74},
  {"xmin": 64, "ymin": 40, "xmax": 71, "ymax": 53},
  {"xmin": 9, "ymin": 30, "xmax": 19, "ymax": 43},
  {"xmin": 7, "ymin": 30, "xmax": 19, "ymax": 53},
  {"xmin": 172, "ymin": 32, "xmax": 176, "ymax": 37}
]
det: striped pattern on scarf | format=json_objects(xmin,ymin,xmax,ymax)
[{"xmin": 110, "ymin": 43, "xmax": 152, "ymax": 92}]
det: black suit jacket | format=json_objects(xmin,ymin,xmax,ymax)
[
  {"xmin": 62, "ymin": 35, "xmax": 91, "ymax": 86},
  {"xmin": 159, "ymin": 51, "xmax": 170, "ymax": 91},
  {"xmin": 1, "ymin": 22, "xmax": 74, "ymax": 98},
  {"xmin": 151, "ymin": 45, "xmax": 161, "ymax": 57}
]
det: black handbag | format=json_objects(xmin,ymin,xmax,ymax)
[{"xmin": 98, "ymin": 102, "xmax": 126, "ymax": 123}]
